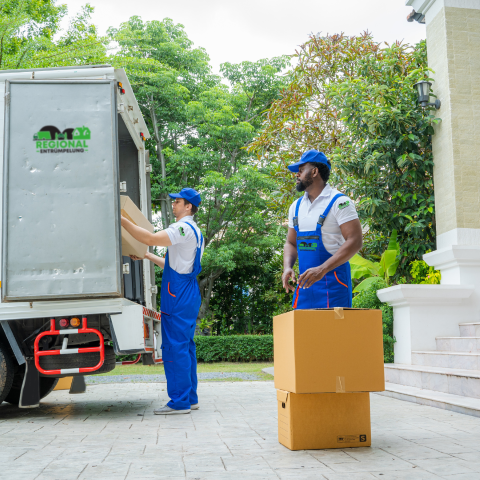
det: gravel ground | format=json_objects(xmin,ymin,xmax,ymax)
[{"xmin": 86, "ymin": 372, "xmax": 262, "ymax": 384}]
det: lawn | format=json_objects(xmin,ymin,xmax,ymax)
[{"xmin": 97, "ymin": 361, "xmax": 274, "ymax": 379}]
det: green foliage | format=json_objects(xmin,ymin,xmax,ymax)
[
  {"xmin": 209, "ymin": 249, "xmax": 292, "ymax": 335},
  {"xmin": 350, "ymin": 230, "xmax": 400, "ymax": 291},
  {"xmin": 0, "ymin": 1, "xmax": 108, "ymax": 69},
  {"xmin": 410, "ymin": 259, "xmax": 441, "ymax": 284},
  {"xmin": 352, "ymin": 278, "xmax": 395, "ymax": 363},
  {"xmin": 194, "ymin": 335, "xmax": 273, "ymax": 362}
]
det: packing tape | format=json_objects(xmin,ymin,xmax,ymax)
[
  {"xmin": 334, "ymin": 307, "xmax": 344, "ymax": 319},
  {"xmin": 121, "ymin": 209, "xmax": 137, "ymax": 226},
  {"xmin": 336, "ymin": 376, "xmax": 346, "ymax": 393}
]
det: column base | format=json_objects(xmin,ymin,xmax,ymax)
[{"xmin": 376, "ymin": 284, "xmax": 474, "ymax": 364}]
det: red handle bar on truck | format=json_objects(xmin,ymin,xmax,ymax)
[{"xmin": 34, "ymin": 317, "xmax": 105, "ymax": 375}]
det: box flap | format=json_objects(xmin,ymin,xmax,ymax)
[{"xmin": 277, "ymin": 390, "xmax": 289, "ymax": 403}]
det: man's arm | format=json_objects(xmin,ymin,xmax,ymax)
[
  {"xmin": 282, "ymin": 227, "xmax": 298, "ymax": 293},
  {"xmin": 121, "ymin": 216, "xmax": 172, "ymax": 247},
  {"xmin": 298, "ymin": 219, "xmax": 363, "ymax": 289},
  {"xmin": 145, "ymin": 251, "xmax": 166, "ymax": 269}
]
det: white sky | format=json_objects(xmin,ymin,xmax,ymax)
[{"xmin": 62, "ymin": 0, "xmax": 426, "ymax": 74}]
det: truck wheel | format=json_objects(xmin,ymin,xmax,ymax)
[
  {"xmin": 39, "ymin": 345, "xmax": 116, "ymax": 378},
  {"xmin": 0, "ymin": 340, "xmax": 15, "ymax": 404},
  {"xmin": 3, "ymin": 365, "xmax": 59, "ymax": 405}
]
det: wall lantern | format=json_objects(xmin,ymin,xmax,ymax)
[{"xmin": 414, "ymin": 81, "xmax": 441, "ymax": 109}]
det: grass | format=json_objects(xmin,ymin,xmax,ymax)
[{"xmin": 96, "ymin": 361, "xmax": 274, "ymax": 381}]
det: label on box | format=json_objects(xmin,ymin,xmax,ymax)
[{"xmin": 337, "ymin": 434, "xmax": 368, "ymax": 443}]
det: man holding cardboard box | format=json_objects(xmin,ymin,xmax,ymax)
[
  {"xmin": 121, "ymin": 188, "xmax": 204, "ymax": 415},
  {"xmin": 282, "ymin": 150, "xmax": 363, "ymax": 308}
]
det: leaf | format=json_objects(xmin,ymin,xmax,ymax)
[
  {"xmin": 353, "ymin": 276, "xmax": 382, "ymax": 293},
  {"xmin": 349, "ymin": 254, "xmax": 380, "ymax": 279}
]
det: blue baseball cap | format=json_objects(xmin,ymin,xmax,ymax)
[
  {"xmin": 169, "ymin": 187, "xmax": 202, "ymax": 207},
  {"xmin": 287, "ymin": 150, "xmax": 331, "ymax": 172}
]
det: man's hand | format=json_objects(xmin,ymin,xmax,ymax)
[
  {"xmin": 282, "ymin": 268, "xmax": 297, "ymax": 293},
  {"xmin": 129, "ymin": 255, "xmax": 144, "ymax": 261},
  {"xmin": 298, "ymin": 266, "xmax": 327, "ymax": 289}
]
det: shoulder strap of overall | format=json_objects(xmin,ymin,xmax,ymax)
[
  {"xmin": 317, "ymin": 193, "xmax": 346, "ymax": 226},
  {"xmin": 292, "ymin": 197, "xmax": 303, "ymax": 231},
  {"xmin": 184, "ymin": 221, "xmax": 203, "ymax": 249}
]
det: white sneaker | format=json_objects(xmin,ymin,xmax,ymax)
[
  {"xmin": 191, "ymin": 403, "xmax": 199, "ymax": 410},
  {"xmin": 154, "ymin": 405, "xmax": 191, "ymax": 415}
]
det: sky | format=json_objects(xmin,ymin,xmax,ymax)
[{"xmin": 62, "ymin": 0, "xmax": 426, "ymax": 74}]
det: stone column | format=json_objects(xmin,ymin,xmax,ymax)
[{"xmin": 377, "ymin": 0, "xmax": 480, "ymax": 364}]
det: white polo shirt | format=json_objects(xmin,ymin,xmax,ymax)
[
  {"xmin": 288, "ymin": 184, "xmax": 359, "ymax": 255},
  {"xmin": 164, "ymin": 216, "xmax": 204, "ymax": 274}
]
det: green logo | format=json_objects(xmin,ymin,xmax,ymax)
[
  {"xmin": 338, "ymin": 200, "xmax": 350, "ymax": 210},
  {"xmin": 299, "ymin": 241, "xmax": 317, "ymax": 251},
  {"xmin": 178, "ymin": 226, "xmax": 185, "ymax": 237},
  {"xmin": 33, "ymin": 125, "xmax": 91, "ymax": 153}
]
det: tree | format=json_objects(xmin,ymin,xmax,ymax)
[
  {"xmin": 0, "ymin": 0, "xmax": 107, "ymax": 69},
  {"xmin": 108, "ymin": 17, "xmax": 216, "ymax": 228},
  {"xmin": 171, "ymin": 57, "xmax": 290, "ymax": 325},
  {"xmin": 250, "ymin": 33, "xmax": 438, "ymax": 272}
]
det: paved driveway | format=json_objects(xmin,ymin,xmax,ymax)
[{"xmin": 1, "ymin": 381, "xmax": 480, "ymax": 480}]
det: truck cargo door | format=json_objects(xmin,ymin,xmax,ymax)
[{"xmin": 1, "ymin": 80, "xmax": 122, "ymax": 302}]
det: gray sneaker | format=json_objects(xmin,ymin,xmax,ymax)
[
  {"xmin": 191, "ymin": 403, "xmax": 199, "ymax": 410},
  {"xmin": 154, "ymin": 405, "xmax": 191, "ymax": 415}
]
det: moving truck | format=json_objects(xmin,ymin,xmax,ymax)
[{"xmin": 0, "ymin": 65, "xmax": 162, "ymax": 408}]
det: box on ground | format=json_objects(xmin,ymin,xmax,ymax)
[
  {"xmin": 274, "ymin": 308, "xmax": 385, "ymax": 393},
  {"xmin": 120, "ymin": 195, "xmax": 154, "ymax": 258},
  {"xmin": 277, "ymin": 390, "xmax": 371, "ymax": 450}
]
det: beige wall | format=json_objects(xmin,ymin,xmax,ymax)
[{"xmin": 427, "ymin": 6, "xmax": 480, "ymax": 235}]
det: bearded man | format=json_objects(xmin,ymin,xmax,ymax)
[{"xmin": 282, "ymin": 150, "xmax": 363, "ymax": 309}]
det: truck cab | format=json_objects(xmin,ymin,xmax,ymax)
[{"xmin": 0, "ymin": 65, "xmax": 162, "ymax": 408}]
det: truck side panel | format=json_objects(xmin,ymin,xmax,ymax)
[{"xmin": 2, "ymin": 80, "xmax": 122, "ymax": 301}]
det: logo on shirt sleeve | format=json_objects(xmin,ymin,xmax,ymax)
[
  {"xmin": 178, "ymin": 226, "xmax": 185, "ymax": 237},
  {"xmin": 338, "ymin": 200, "xmax": 350, "ymax": 210}
]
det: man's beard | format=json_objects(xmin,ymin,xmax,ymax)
[{"xmin": 296, "ymin": 171, "xmax": 314, "ymax": 192}]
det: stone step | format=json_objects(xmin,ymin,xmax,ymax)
[
  {"xmin": 436, "ymin": 336, "xmax": 480, "ymax": 352},
  {"xmin": 377, "ymin": 383, "xmax": 480, "ymax": 418},
  {"xmin": 412, "ymin": 350, "xmax": 480, "ymax": 370},
  {"xmin": 459, "ymin": 322, "xmax": 480, "ymax": 338},
  {"xmin": 384, "ymin": 363, "xmax": 480, "ymax": 399}
]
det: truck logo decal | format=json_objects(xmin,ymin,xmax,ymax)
[{"xmin": 33, "ymin": 125, "xmax": 91, "ymax": 153}]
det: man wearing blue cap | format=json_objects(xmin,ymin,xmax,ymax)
[
  {"xmin": 282, "ymin": 150, "xmax": 363, "ymax": 309},
  {"xmin": 121, "ymin": 187, "xmax": 204, "ymax": 415}
]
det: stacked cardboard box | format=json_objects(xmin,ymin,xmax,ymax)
[{"xmin": 273, "ymin": 307, "xmax": 385, "ymax": 450}]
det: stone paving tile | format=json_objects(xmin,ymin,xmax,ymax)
[{"xmin": 1, "ymin": 382, "xmax": 480, "ymax": 479}]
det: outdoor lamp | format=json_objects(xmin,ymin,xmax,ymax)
[{"xmin": 414, "ymin": 81, "xmax": 441, "ymax": 109}]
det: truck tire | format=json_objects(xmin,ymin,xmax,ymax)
[
  {"xmin": 39, "ymin": 345, "xmax": 116, "ymax": 378},
  {"xmin": 0, "ymin": 340, "xmax": 15, "ymax": 404},
  {"xmin": 3, "ymin": 365, "xmax": 59, "ymax": 405}
]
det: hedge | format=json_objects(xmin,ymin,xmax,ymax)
[{"xmin": 194, "ymin": 335, "xmax": 273, "ymax": 362}]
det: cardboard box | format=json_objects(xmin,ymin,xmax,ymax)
[
  {"xmin": 274, "ymin": 308, "xmax": 385, "ymax": 393},
  {"xmin": 277, "ymin": 390, "xmax": 371, "ymax": 450},
  {"xmin": 120, "ymin": 195, "xmax": 154, "ymax": 258}
]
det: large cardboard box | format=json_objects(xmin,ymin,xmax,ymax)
[
  {"xmin": 120, "ymin": 195, "xmax": 154, "ymax": 258},
  {"xmin": 277, "ymin": 390, "xmax": 371, "ymax": 450},
  {"xmin": 274, "ymin": 308, "xmax": 385, "ymax": 393}
]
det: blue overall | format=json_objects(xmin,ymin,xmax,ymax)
[
  {"xmin": 160, "ymin": 222, "xmax": 203, "ymax": 410},
  {"xmin": 292, "ymin": 193, "xmax": 353, "ymax": 309}
]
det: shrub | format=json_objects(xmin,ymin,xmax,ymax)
[
  {"xmin": 194, "ymin": 335, "xmax": 273, "ymax": 362},
  {"xmin": 410, "ymin": 259, "xmax": 441, "ymax": 284},
  {"xmin": 352, "ymin": 278, "xmax": 395, "ymax": 363}
]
